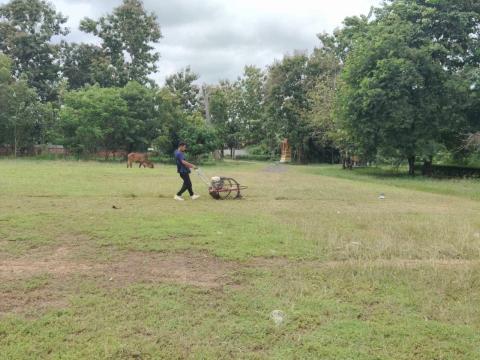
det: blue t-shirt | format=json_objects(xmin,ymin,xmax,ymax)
[{"xmin": 174, "ymin": 150, "xmax": 190, "ymax": 174}]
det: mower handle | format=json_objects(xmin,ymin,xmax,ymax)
[{"xmin": 194, "ymin": 168, "xmax": 211, "ymax": 186}]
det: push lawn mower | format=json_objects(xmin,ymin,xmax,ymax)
[{"xmin": 195, "ymin": 168, "xmax": 247, "ymax": 200}]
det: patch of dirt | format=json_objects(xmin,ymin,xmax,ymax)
[
  {"xmin": 0, "ymin": 248, "xmax": 237, "ymax": 288},
  {"xmin": 25, "ymin": 194, "xmax": 66, "ymax": 198},
  {"xmin": 0, "ymin": 286, "xmax": 69, "ymax": 317},
  {"xmin": 263, "ymin": 164, "xmax": 288, "ymax": 173},
  {"xmin": 274, "ymin": 196, "xmax": 303, "ymax": 201},
  {"xmin": 2, "ymin": 243, "xmax": 477, "ymax": 316},
  {"xmin": 102, "ymin": 252, "xmax": 238, "ymax": 289},
  {"xmin": 0, "ymin": 246, "xmax": 239, "ymax": 315},
  {"xmin": 0, "ymin": 246, "xmax": 94, "ymax": 278}
]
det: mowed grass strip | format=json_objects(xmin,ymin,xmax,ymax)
[{"xmin": 0, "ymin": 160, "xmax": 479, "ymax": 359}]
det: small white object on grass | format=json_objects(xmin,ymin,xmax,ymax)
[
  {"xmin": 270, "ymin": 310, "xmax": 286, "ymax": 326},
  {"xmin": 378, "ymin": 193, "xmax": 385, "ymax": 200}
]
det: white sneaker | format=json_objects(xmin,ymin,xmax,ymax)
[
  {"xmin": 174, "ymin": 195, "xmax": 184, "ymax": 201},
  {"xmin": 191, "ymin": 194, "xmax": 200, "ymax": 200}
]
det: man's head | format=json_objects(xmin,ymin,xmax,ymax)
[{"xmin": 178, "ymin": 142, "xmax": 187, "ymax": 152}]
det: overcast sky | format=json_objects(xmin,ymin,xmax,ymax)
[{"xmin": 1, "ymin": 0, "xmax": 381, "ymax": 84}]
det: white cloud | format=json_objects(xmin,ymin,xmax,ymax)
[{"xmin": 0, "ymin": 0, "xmax": 381, "ymax": 84}]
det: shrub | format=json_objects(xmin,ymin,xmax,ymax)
[{"xmin": 235, "ymin": 154, "xmax": 273, "ymax": 161}]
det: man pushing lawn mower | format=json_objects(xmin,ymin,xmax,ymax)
[
  {"xmin": 174, "ymin": 142, "xmax": 200, "ymax": 201},
  {"xmin": 173, "ymin": 142, "xmax": 248, "ymax": 201}
]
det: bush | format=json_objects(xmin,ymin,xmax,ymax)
[
  {"xmin": 415, "ymin": 163, "xmax": 480, "ymax": 178},
  {"xmin": 235, "ymin": 154, "xmax": 273, "ymax": 161},
  {"xmin": 246, "ymin": 144, "xmax": 271, "ymax": 156},
  {"xmin": 177, "ymin": 114, "xmax": 219, "ymax": 161}
]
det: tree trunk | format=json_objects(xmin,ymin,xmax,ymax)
[
  {"xmin": 422, "ymin": 156, "xmax": 433, "ymax": 177},
  {"xmin": 408, "ymin": 155, "xmax": 415, "ymax": 176},
  {"xmin": 13, "ymin": 122, "xmax": 17, "ymax": 159},
  {"xmin": 296, "ymin": 144, "xmax": 304, "ymax": 164}
]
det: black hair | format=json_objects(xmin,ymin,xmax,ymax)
[{"xmin": 178, "ymin": 142, "xmax": 186, "ymax": 147}]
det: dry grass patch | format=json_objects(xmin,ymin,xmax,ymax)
[{"xmin": 0, "ymin": 244, "xmax": 239, "ymax": 316}]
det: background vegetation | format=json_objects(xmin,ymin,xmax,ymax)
[{"xmin": 1, "ymin": 0, "xmax": 479, "ymax": 173}]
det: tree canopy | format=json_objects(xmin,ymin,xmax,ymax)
[
  {"xmin": 0, "ymin": 0, "xmax": 68, "ymax": 100},
  {"xmin": 80, "ymin": 0, "xmax": 162, "ymax": 87},
  {"xmin": 0, "ymin": 0, "xmax": 479, "ymax": 171}
]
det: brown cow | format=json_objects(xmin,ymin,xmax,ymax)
[{"xmin": 127, "ymin": 152, "xmax": 154, "ymax": 168}]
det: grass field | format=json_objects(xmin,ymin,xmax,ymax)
[{"xmin": 1, "ymin": 160, "xmax": 480, "ymax": 359}]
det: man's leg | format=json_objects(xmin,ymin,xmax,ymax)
[
  {"xmin": 183, "ymin": 173, "xmax": 194, "ymax": 196},
  {"xmin": 177, "ymin": 173, "xmax": 189, "ymax": 196}
]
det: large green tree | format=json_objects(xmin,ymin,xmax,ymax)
[
  {"xmin": 306, "ymin": 46, "xmax": 343, "ymax": 163},
  {"xmin": 208, "ymin": 81, "xmax": 242, "ymax": 158},
  {"xmin": 80, "ymin": 0, "xmax": 162, "ymax": 87},
  {"xmin": 236, "ymin": 66, "xmax": 266, "ymax": 146},
  {"xmin": 60, "ymin": 86, "xmax": 129, "ymax": 156},
  {"xmin": 165, "ymin": 66, "xmax": 201, "ymax": 114},
  {"xmin": 265, "ymin": 53, "xmax": 311, "ymax": 162},
  {"xmin": 337, "ymin": 0, "xmax": 480, "ymax": 174},
  {"xmin": 0, "ymin": 54, "xmax": 48, "ymax": 155},
  {"xmin": 152, "ymin": 88, "xmax": 219, "ymax": 158},
  {"xmin": 120, "ymin": 81, "xmax": 162, "ymax": 152},
  {"xmin": 178, "ymin": 114, "xmax": 218, "ymax": 160},
  {"xmin": 60, "ymin": 42, "xmax": 108, "ymax": 90},
  {"xmin": 0, "ymin": 0, "xmax": 68, "ymax": 101}
]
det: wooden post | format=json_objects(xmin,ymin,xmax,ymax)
[{"xmin": 280, "ymin": 138, "xmax": 291, "ymax": 163}]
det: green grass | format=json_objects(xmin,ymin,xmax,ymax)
[
  {"xmin": 1, "ymin": 159, "xmax": 480, "ymax": 359},
  {"xmin": 305, "ymin": 165, "xmax": 480, "ymax": 201}
]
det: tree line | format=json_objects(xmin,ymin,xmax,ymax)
[{"xmin": 0, "ymin": 0, "xmax": 479, "ymax": 173}]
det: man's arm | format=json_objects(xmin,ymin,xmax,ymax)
[{"xmin": 181, "ymin": 159, "xmax": 197, "ymax": 169}]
